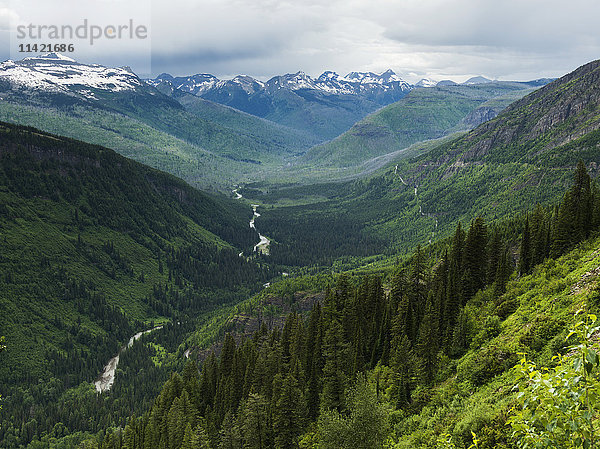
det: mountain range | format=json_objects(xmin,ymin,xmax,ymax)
[
  {"xmin": 1, "ymin": 50, "xmax": 600, "ymax": 449},
  {"xmin": 249, "ymin": 59, "xmax": 600, "ymax": 267},
  {"xmin": 148, "ymin": 68, "xmax": 413, "ymax": 140},
  {"xmin": 0, "ymin": 53, "xmax": 554, "ymax": 192}
]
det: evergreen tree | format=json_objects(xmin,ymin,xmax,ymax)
[
  {"xmin": 218, "ymin": 412, "xmax": 241, "ymax": 449},
  {"xmin": 305, "ymin": 304, "xmax": 323, "ymax": 421},
  {"xmin": 191, "ymin": 424, "xmax": 211, "ymax": 449},
  {"xmin": 552, "ymin": 192, "xmax": 576, "ymax": 257},
  {"xmin": 273, "ymin": 374, "xmax": 305, "ymax": 449},
  {"xmin": 462, "ymin": 217, "xmax": 488, "ymax": 300},
  {"xmin": 494, "ymin": 245, "xmax": 513, "ymax": 297},
  {"xmin": 320, "ymin": 318, "xmax": 347, "ymax": 412},
  {"xmin": 415, "ymin": 293, "xmax": 439, "ymax": 385},
  {"xmin": 443, "ymin": 223, "xmax": 465, "ymax": 349},
  {"xmin": 241, "ymin": 394, "xmax": 269, "ymax": 449},
  {"xmin": 451, "ymin": 308, "xmax": 472, "ymax": 357},
  {"xmin": 518, "ymin": 216, "xmax": 533, "ymax": 275},
  {"xmin": 573, "ymin": 160, "xmax": 593, "ymax": 240},
  {"xmin": 531, "ymin": 204, "xmax": 549, "ymax": 266},
  {"xmin": 409, "ymin": 245, "xmax": 427, "ymax": 321},
  {"xmin": 390, "ymin": 300, "xmax": 414, "ymax": 406},
  {"xmin": 487, "ymin": 230, "xmax": 502, "ymax": 285}
]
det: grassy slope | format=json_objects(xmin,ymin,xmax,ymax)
[
  {"xmin": 0, "ymin": 81, "xmax": 317, "ymax": 191},
  {"xmin": 299, "ymin": 83, "xmax": 535, "ymax": 169},
  {"xmin": 177, "ymin": 227, "xmax": 600, "ymax": 448},
  {"xmin": 393, "ymin": 237, "xmax": 600, "ymax": 447},
  {"xmin": 176, "ymin": 91, "xmax": 318, "ymax": 152}
]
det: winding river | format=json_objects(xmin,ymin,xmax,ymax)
[
  {"xmin": 94, "ymin": 325, "xmax": 162, "ymax": 393},
  {"xmin": 250, "ymin": 205, "xmax": 270, "ymax": 255},
  {"xmin": 233, "ymin": 188, "xmax": 271, "ymax": 256}
]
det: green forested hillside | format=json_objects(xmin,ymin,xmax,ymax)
[
  {"xmin": 81, "ymin": 162, "xmax": 600, "ymax": 449},
  {"xmin": 299, "ymin": 82, "xmax": 537, "ymax": 170},
  {"xmin": 2, "ymin": 55, "xmax": 600, "ymax": 449},
  {"xmin": 251, "ymin": 60, "xmax": 600, "ymax": 268},
  {"xmin": 0, "ymin": 122, "xmax": 274, "ymax": 447},
  {"xmin": 0, "ymin": 69, "xmax": 316, "ymax": 191}
]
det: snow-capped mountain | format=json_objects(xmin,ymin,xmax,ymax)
[
  {"xmin": 0, "ymin": 52, "xmax": 183, "ymax": 120},
  {"xmin": 149, "ymin": 68, "xmax": 412, "ymax": 100},
  {"xmin": 145, "ymin": 68, "xmax": 413, "ymax": 139},
  {"xmin": 415, "ymin": 78, "xmax": 437, "ymax": 88},
  {"xmin": 0, "ymin": 53, "xmax": 145, "ymax": 98},
  {"xmin": 147, "ymin": 72, "xmax": 219, "ymax": 95}
]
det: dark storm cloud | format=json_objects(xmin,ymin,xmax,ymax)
[{"xmin": 2, "ymin": 0, "xmax": 600, "ymax": 82}]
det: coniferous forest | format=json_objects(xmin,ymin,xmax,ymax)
[
  {"xmin": 2, "ymin": 39, "xmax": 600, "ymax": 449},
  {"xmin": 70, "ymin": 162, "xmax": 600, "ymax": 449}
]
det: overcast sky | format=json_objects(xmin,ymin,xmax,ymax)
[{"xmin": 1, "ymin": 0, "xmax": 599, "ymax": 82}]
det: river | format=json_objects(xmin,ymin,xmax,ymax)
[
  {"xmin": 233, "ymin": 187, "xmax": 271, "ymax": 256},
  {"xmin": 94, "ymin": 325, "xmax": 163, "ymax": 393}
]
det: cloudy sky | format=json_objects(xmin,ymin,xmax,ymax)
[{"xmin": 1, "ymin": 0, "xmax": 599, "ymax": 82}]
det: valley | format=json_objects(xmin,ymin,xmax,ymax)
[{"xmin": 1, "ymin": 51, "xmax": 600, "ymax": 449}]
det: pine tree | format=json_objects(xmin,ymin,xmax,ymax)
[
  {"xmin": 415, "ymin": 292, "xmax": 439, "ymax": 385},
  {"xmin": 552, "ymin": 192, "xmax": 576, "ymax": 257},
  {"xmin": 573, "ymin": 160, "xmax": 593, "ymax": 239},
  {"xmin": 409, "ymin": 245, "xmax": 427, "ymax": 321},
  {"xmin": 320, "ymin": 318, "xmax": 347, "ymax": 412},
  {"xmin": 273, "ymin": 374, "xmax": 305, "ymax": 449},
  {"xmin": 241, "ymin": 394, "xmax": 269, "ymax": 449},
  {"xmin": 451, "ymin": 308, "xmax": 472, "ymax": 357},
  {"xmin": 389, "ymin": 333, "xmax": 413, "ymax": 407},
  {"xmin": 531, "ymin": 204, "xmax": 549, "ymax": 266},
  {"xmin": 518, "ymin": 217, "xmax": 533, "ymax": 275},
  {"xmin": 443, "ymin": 223, "xmax": 465, "ymax": 349},
  {"xmin": 191, "ymin": 423, "xmax": 212, "ymax": 449},
  {"xmin": 462, "ymin": 217, "xmax": 488, "ymax": 300},
  {"xmin": 494, "ymin": 245, "xmax": 513, "ymax": 296},
  {"xmin": 181, "ymin": 424, "xmax": 195, "ymax": 449},
  {"xmin": 305, "ymin": 304, "xmax": 323, "ymax": 421},
  {"xmin": 218, "ymin": 411, "xmax": 241, "ymax": 449}
]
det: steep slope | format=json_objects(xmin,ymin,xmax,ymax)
[
  {"xmin": 300, "ymin": 82, "xmax": 539, "ymax": 169},
  {"xmin": 0, "ymin": 122, "xmax": 273, "ymax": 446},
  {"xmin": 391, "ymin": 235, "xmax": 600, "ymax": 447},
  {"xmin": 250, "ymin": 60, "xmax": 600, "ymax": 267},
  {"xmin": 0, "ymin": 54, "xmax": 314, "ymax": 190},
  {"xmin": 75, "ymin": 178, "xmax": 600, "ymax": 449},
  {"xmin": 171, "ymin": 88, "xmax": 318, "ymax": 150}
]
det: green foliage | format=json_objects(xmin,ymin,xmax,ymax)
[
  {"xmin": 0, "ymin": 122, "xmax": 274, "ymax": 448},
  {"xmin": 254, "ymin": 63, "xmax": 600, "ymax": 267},
  {"xmin": 302, "ymin": 83, "xmax": 535, "ymax": 169},
  {"xmin": 317, "ymin": 375, "xmax": 390, "ymax": 449},
  {"xmin": 509, "ymin": 313, "xmax": 600, "ymax": 449}
]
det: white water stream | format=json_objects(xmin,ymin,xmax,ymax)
[
  {"xmin": 394, "ymin": 169, "xmax": 438, "ymax": 244},
  {"xmin": 232, "ymin": 188, "xmax": 271, "ymax": 256},
  {"xmin": 250, "ymin": 205, "xmax": 270, "ymax": 254},
  {"xmin": 94, "ymin": 325, "xmax": 163, "ymax": 393}
]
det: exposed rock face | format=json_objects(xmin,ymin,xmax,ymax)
[
  {"xmin": 461, "ymin": 106, "xmax": 498, "ymax": 128},
  {"xmin": 431, "ymin": 59, "xmax": 600, "ymax": 168},
  {"xmin": 192, "ymin": 290, "xmax": 324, "ymax": 362}
]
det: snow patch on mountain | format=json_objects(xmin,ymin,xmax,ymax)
[
  {"xmin": 149, "ymin": 68, "xmax": 413, "ymax": 98},
  {"xmin": 415, "ymin": 78, "xmax": 437, "ymax": 88},
  {"xmin": 0, "ymin": 53, "xmax": 143, "ymax": 93}
]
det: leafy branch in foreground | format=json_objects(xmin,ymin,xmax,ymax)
[
  {"xmin": 509, "ymin": 312, "xmax": 600, "ymax": 449},
  {"xmin": 436, "ymin": 431, "xmax": 480, "ymax": 449}
]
